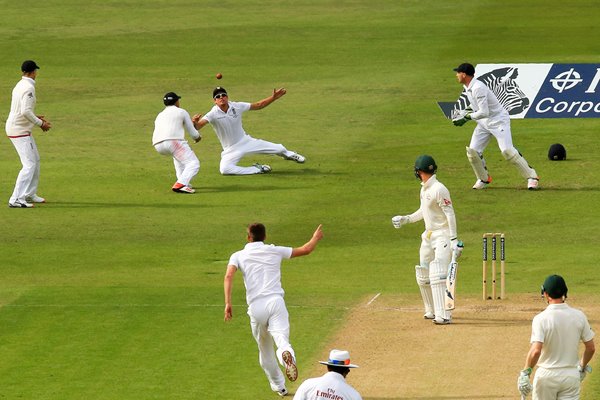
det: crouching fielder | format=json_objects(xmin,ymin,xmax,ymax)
[{"xmin": 392, "ymin": 155, "xmax": 462, "ymax": 325}]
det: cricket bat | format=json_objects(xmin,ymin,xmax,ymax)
[{"xmin": 445, "ymin": 242, "xmax": 464, "ymax": 310}]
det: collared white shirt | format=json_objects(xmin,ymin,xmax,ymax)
[
  {"xmin": 531, "ymin": 302, "xmax": 595, "ymax": 369},
  {"xmin": 201, "ymin": 101, "xmax": 251, "ymax": 149},
  {"xmin": 5, "ymin": 77, "xmax": 43, "ymax": 136},
  {"xmin": 152, "ymin": 106, "xmax": 200, "ymax": 145},
  {"xmin": 407, "ymin": 174, "xmax": 457, "ymax": 238},
  {"xmin": 293, "ymin": 371, "xmax": 362, "ymax": 400},
  {"xmin": 464, "ymin": 78, "xmax": 509, "ymax": 122},
  {"xmin": 228, "ymin": 241, "xmax": 292, "ymax": 305}
]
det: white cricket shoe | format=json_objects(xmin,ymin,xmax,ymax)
[
  {"xmin": 282, "ymin": 350, "xmax": 298, "ymax": 382},
  {"xmin": 26, "ymin": 195, "xmax": 46, "ymax": 203},
  {"xmin": 275, "ymin": 388, "xmax": 289, "ymax": 397},
  {"xmin": 423, "ymin": 312, "xmax": 435, "ymax": 320},
  {"xmin": 472, "ymin": 176, "xmax": 492, "ymax": 190},
  {"xmin": 284, "ymin": 152, "xmax": 306, "ymax": 163},
  {"xmin": 527, "ymin": 177, "xmax": 540, "ymax": 190},
  {"xmin": 253, "ymin": 163, "xmax": 272, "ymax": 173},
  {"xmin": 433, "ymin": 317, "xmax": 451, "ymax": 325},
  {"xmin": 8, "ymin": 200, "xmax": 33, "ymax": 208}
]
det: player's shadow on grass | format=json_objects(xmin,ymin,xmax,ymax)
[{"xmin": 49, "ymin": 201, "xmax": 209, "ymax": 209}]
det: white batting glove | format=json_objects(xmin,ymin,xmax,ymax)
[
  {"xmin": 451, "ymin": 238, "xmax": 464, "ymax": 258},
  {"xmin": 578, "ymin": 364, "xmax": 592, "ymax": 381},
  {"xmin": 391, "ymin": 215, "xmax": 410, "ymax": 229},
  {"xmin": 517, "ymin": 369, "xmax": 532, "ymax": 397}
]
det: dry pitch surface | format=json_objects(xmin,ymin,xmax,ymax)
[{"xmin": 299, "ymin": 294, "xmax": 599, "ymax": 400}]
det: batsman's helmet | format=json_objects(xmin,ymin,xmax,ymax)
[
  {"xmin": 541, "ymin": 274, "xmax": 568, "ymax": 299},
  {"xmin": 414, "ymin": 155, "xmax": 437, "ymax": 179},
  {"xmin": 548, "ymin": 143, "xmax": 566, "ymax": 161}
]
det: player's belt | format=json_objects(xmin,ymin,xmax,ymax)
[{"xmin": 8, "ymin": 133, "xmax": 31, "ymax": 138}]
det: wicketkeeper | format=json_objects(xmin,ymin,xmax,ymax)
[{"xmin": 392, "ymin": 155, "xmax": 462, "ymax": 325}]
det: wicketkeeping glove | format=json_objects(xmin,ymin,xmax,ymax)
[
  {"xmin": 578, "ymin": 364, "xmax": 592, "ymax": 381},
  {"xmin": 517, "ymin": 369, "xmax": 532, "ymax": 397},
  {"xmin": 391, "ymin": 215, "xmax": 410, "ymax": 229},
  {"xmin": 452, "ymin": 113, "xmax": 471, "ymax": 126}
]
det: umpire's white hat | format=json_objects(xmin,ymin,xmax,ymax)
[{"xmin": 319, "ymin": 349, "xmax": 359, "ymax": 368}]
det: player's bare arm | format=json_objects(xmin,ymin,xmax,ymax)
[
  {"xmin": 250, "ymin": 88, "xmax": 287, "ymax": 110},
  {"xmin": 291, "ymin": 224, "xmax": 323, "ymax": 258},
  {"xmin": 223, "ymin": 265, "xmax": 237, "ymax": 321}
]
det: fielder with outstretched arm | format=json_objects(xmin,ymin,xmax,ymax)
[
  {"xmin": 224, "ymin": 223, "xmax": 323, "ymax": 397},
  {"xmin": 392, "ymin": 155, "xmax": 462, "ymax": 325}
]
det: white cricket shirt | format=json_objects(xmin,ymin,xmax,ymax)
[
  {"xmin": 408, "ymin": 175, "xmax": 457, "ymax": 238},
  {"xmin": 228, "ymin": 241, "xmax": 292, "ymax": 305},
  {"xmin": 152, "ymin": 106, "xmax": 200, "ymax": 145},
  {"xmin": 531, "ymin": 303, "xmax": 595, "ymax": 369},
  {"xmin": 201, "ymin": 101, "xmax": 251, "ymax": 150},
  {"xmin": 293, "ymin": 371, "xmax": 362, "ymax": 400},
  {"xmin": 5, "ymin": 77, "xmax": 43, "ymax": 136},
  {"xmin": 464, "ymin": 78, "xmax": 509, "ymax": 122}
]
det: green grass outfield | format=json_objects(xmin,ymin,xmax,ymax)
[{"xmin": 1, "ymin": 1, "xmax": 599, "ymax": 398}]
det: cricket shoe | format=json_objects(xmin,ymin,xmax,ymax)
[
  {"xmin": 253, "ymin": 163, "xmax": 272, "ymax": 174},
  {"xmin": 472, "ymin": 176, "xmax": 492, "ymax": 190},
  {"xmin": 527, "ymin": 177, "xmax": 540, "ymax": 190},
  {"xmin": 282, "ymin": 350, "xmax": 298, "ymax": 382},
  {"xmin": 283, "ymin": 152, "xmax": 306, "ymax": 164},
  {"xmin": 26, "ymin": 195, "xmax": 46, "ymax": 203},
  {"xmin": 275, "ymin": 388, "xmax": 289, "ymax": 397},
  {"xmin": 8, "ymin": 200, "xmax": 33, "ymax": 208},
  {"xmin": 433, "ymin": 317, "xmax": 451, "ymax": 325},
  {"xmin": 423, "ymin": 312, "xmax": 435, "ymax": 320}
]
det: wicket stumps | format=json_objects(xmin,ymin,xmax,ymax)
[{"xmin": 482, "ymin": 233, "xmax": 505, "ymax": 300}]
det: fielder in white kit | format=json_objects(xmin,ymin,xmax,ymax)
[
  {"xmin": 152, "ymin": 92, "xmax": 202, "ymax": 194},
  {"xmin": 451, "ymin": 63, "xmax": 539, "ymax": 190},
  {"xmin": 392, "ymin": 155, "xmax": 462, "ymax": 325},
  {"xmin": 6, "ymin": 60, "xmax": 52, "ymax": 208},
  {"xmin": 193, "ymin": 87, "xmax": 305, "ymax": 175},
  {"xmin": 224, "ymin": 223, "xmax": 323, "ymax": 396},
  {"xmin": 518, "ymin": 275, "xmax": 595, "ymax": 400}
]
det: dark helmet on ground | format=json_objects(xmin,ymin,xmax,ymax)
[
  {"xmin": 541, "ymin": 274, "xmax": 568, "ymax": 299},
  {"xmin": 414, "ymin": 155, "xmax": 437, "ymax": 179},
  {"xmin": 548, "ymin": 143, "xmax": 566, "ymax": 161}
]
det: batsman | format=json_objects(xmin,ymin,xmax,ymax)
[{"xmin": 392, "ymin": 155, "xmax": 463, "ymax": 325}]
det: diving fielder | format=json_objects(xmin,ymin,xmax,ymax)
[
  {"xmin": 392, "ymin": 155, "xmax": 462, "ymax": 325},
  {"xmin": 518, "ymin": 275, "xmax": 595, "ymax": 400},
  {"xmin": 224, "ymin": 223, "xmax": 323, "ymax": 396},
  {"xmin": 451, "ymin": 63, "xmax": 539, "ymax": 190}
]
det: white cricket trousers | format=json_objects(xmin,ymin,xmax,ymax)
[
  {"xmin": 220, "ymin": 135, "xmax": 288, "ymax": 175},
  {"xmin": 533, "ymin": 367, "xmax": 580, "ymax": 400},
  {"xmin": 419, "ymin": 229, "xmax": 453, "ymax": 320},
  {"xmin": 154, "ymin": 140, "xmax": 200, "ymax": 187},
  {"xmin": 247, "ymin": 294, "xmax": 295, "ymax": 391},
  {"xmin": 469, "ymin": 117, "xmax": 514, "ymax": 153},
  {"xmin": 9, "ymin": 135, "xmax": 40, "ymax": 204}
]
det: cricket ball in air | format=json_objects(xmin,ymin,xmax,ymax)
[{"xmin": 216, "ymin": 73, "xmax": 223, "ymax": 79}]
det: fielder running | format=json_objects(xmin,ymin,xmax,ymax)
[
  {"xmin": 392, "ymin": 155, "xmax": 462, "ymax": 325},
  {"xmin": 224, "ymin": 223, "xmax": 323, "ymax": 396},
  {"xmin": 6, "ymin": 60, "xmax": 52, "ymax": 208},
  {"xmin": 518, "ymin": 275, "xmax": 595, "ymax": 400},
  {"xmin": 152, "ymin": 92, "xmax": 202, "ymax": 194},
  {"xmin": 193, "ymin": 87, "xmax": 305, "ymax": 175},
  {"xmin": 451, "ymin": 63, "xmax": 539, "ymax": 190}
]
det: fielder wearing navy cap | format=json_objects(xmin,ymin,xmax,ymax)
[
  {"xmin": 213, "ymin": 86, "xmax": 228, "ymax": 98},
  {"xmin": 21, "ymin": 60, "xmax": 40, "ymax": 73},
  {"xmin": 163, "ymin": 92, "xmax": 181, "ymax": 106},
  {"xmin": 453, "ymin": 63, "xmax": 475, "ymax": 76}
]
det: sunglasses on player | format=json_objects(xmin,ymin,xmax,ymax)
[{"xmin": 214, "ymin": 93, "xmax": 228, "ymax": 99}]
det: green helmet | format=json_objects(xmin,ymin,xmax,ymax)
[
  {"xmin": 541, "ymin": 274, "xmax": 568, "ymax": 299},
  {"xmin": 414, "ymin": 155, "xmax": 437, "ymax": 178}
]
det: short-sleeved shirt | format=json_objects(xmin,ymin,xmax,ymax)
[
  {"xmin": 201, "ymin": 101, "xmax": 251, "ymax": 149},
  {"xmin": 408, "ymin": 174, "xmax": 457, "ymax": 238},
  {"xmin": 531, "ymin": 303, "xmax": 595, "ymax": 369},
  {"xmin": 293, "ymin": 371, "xmax": 362, "ymax": 400},
  {"xmin": 228, "ymin": 241, "xmax": 292, "ymax": 305},
  {"xmin": 464, "ymin": 78, "xmax": 509, "ymax": 122}
]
